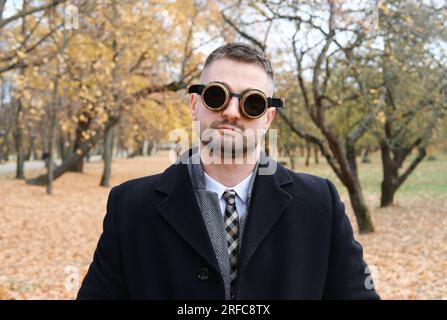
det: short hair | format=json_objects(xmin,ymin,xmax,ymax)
[{"xmin": 202, "ymin": 42, "xmax": 274, "ymax": 81}]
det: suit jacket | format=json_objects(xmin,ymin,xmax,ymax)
[{"xmin": 77, "ymin": 150, "xmax": 380, "ymax": 300}]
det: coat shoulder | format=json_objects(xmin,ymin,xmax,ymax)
[
  {"xmin": 274, "ymin": 164, "xmax": 342, "ymax": 224},
  {"xmin": 279, "ymin": 164, "xmax": 335, "ymax": 198},
  {"xmin": 108, "ymin": 170, "xmax": 169, "ymax": 213},
  {"xmin": 115, "ymin": 173, "xmax": 163, "ymax": 193}
]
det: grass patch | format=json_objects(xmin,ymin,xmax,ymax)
[{"xmin": 281, "ymin": 152, "xmax": 447, "ymax": 196}]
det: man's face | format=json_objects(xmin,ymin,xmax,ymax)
[{"xmin": 189, "ymin": 58, "xmax": 276, "ymax": 161}]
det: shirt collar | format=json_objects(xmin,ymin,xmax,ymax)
[{"xmin": 204, "ymin": 170, "xmax": 254, "ymax": 204}]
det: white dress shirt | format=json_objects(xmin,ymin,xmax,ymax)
[{"xmin": 203, "ymin": 171, "xmax": 254, "ymax": 220}]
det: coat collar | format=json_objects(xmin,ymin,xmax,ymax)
[{"xmin": 154, "ymin": 148, "xmax": 293, "ymax": 277}]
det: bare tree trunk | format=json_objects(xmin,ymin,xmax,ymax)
[
  {"xmin": 27, "ymin": 114, "xmax": 119, "ymax": 186},
  {"xmin": 380, "ymin": 141, "xmax": 427, "ymax": 207},
  {"xmin": 345, "ymin": 145, "xmax": 375, "ymax": 232},
  {"xmin": 283, "ymin": 145, "xmax": 296, "ymax": 170},
  {"xmin": 70, "ymin": 149, "xmax": 84, "ymax": 171},
  {"xmin": 314, "ymin": 145, "xmax": 319, "ymax": 164},
  {"xmin": 130, "ymin": 140, "xmax": 144, "ymax": 158},
  {"xmin": 58, "ymin": 130, "xmax": 67, "ymax": 161},
  {"xmin": 147, "ymin": 140, "xmax": 158, "ymax": 156},
  {"xmin": 0, "ymin": 77, "xmax": 7, "ymax": 162},
  {"xmin": 346, "ymin": 144, "xmax": 358, "ymax": 178},
  {"xmin": 69, "ymin": 106, "xmax": 94, "ymax": 173},
  {"xmin": 47, "ymin": 9, "xmax": 64, "ymax": 194},
  {"xmin": 100, "ymin": 126, "xmax": 114, "ymax": 187},
  {"xmin": 58, "ymin": 126, "xmax": 73, "ymax": 162},
  {"xmin": 4, "ymin": 136, "xmax": 10, "ymax": 161},
  {"xmin": 115, "ymin": 124, "xmax": 125, "ymax": 158},
  {"xmin": 13, "ymin": 0, "xmax": 28, "ymax": 179},
  {"xmin": 380, "ymin": 179, "xmax": 396, "ymax": 207},
  {"xmin": 347, "ymin": 184, "xmax": 374, "ymax": 233},
  {"xmin": 100, "ymin": 0, "xmax": 119, "ymax": 188},
  {"xmin": 14, "ymin": 99, "xmax": 25, "ymax": 179},
  {"xmin": 25, "ymin": 132, "xmax": 36, "ymax": 161},
  {"xmin": 41, "ymin": 124, "xmax": 49, "ymax": 164},
  {"xmin": 47, "ymin": 106, "xmax": 57, "ymax": 194},
  {"xmin": 144, "ymin": 140, "xmax": 150, "ymax": 157},
  {"xmin": 0, "ymin": 128, "xmax": 9, "ymax": 163},
  {"xmin": 0, "ymin": 140, "xmax": 4, "ymax": 162},
  {"xmin": 305, "ymin": 140, "xmax": 311, "ymax": 166},
  {"xmin": 137, "ymin": 141, "xmax": 144, "ymax": 156},
  {"xmin": 264, "ymin": 135, "xmax": 270, "ymax": 156},
  {"xmin": 380, "ymin": 142, "xmax": 397, "ymax": 207}
]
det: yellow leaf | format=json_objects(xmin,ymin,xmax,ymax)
[{"xmin": 17, "ymin": 50, "xmax": 26, "ymax": 59}]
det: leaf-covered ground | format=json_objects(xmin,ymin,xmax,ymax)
[{"xmin": 0, "ymin": 151, "xmax": 446, "ymax": 299}]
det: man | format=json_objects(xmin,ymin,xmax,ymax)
[{"xmin": 77, "ymin": 42, "xmax": 379, "ymax": 300}]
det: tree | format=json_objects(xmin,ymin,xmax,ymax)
[
  {"xmin": 0, "ymin": 0, "xmax": 67, "ymax": 74},
  {"xmin": 224, "ymin": 0, "xmax": 380, "ymax": 232},
  {"xmin": 25, "ymin": 0, "xmax": 224, "ymax": 187},
  {"xmin": 374, "ymin": 0, "xmax": 447, "ymax": 206}
]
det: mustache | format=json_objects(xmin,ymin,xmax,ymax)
[{"xmin": 210, "ymin": 120, "xmax": 244, "ymax": 132}]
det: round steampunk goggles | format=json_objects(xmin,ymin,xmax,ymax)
[{"xmin": 186, "ymin": 81, "xmax": 284, "ymax": 119}]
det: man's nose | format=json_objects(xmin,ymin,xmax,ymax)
[{"xmin": 221, "ymin": 96, "xmax": 241, "ymax": 121}]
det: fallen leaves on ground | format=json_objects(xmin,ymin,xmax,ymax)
[{"xmin": 0, "ymin": 151, "xmax": 446, "ymax": 299}]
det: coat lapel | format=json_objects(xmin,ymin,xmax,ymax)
[
  {"xmin": 153, "ymin": 151, "xmax": 294, "ymax": 284},
  {"xmin": 238, "ymin": 158, "xmax": 294, "ymax": 274},
  {"xmin": 154, "ymin": 163, "xmax": 221, "ymax": 275}
]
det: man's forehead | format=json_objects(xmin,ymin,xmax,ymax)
[{"xmin": 200, "ymin": 59, "xmax": 273, "ymax": 94}]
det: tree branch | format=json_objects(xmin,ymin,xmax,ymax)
[
  {"xmin": 0, "ymin": 0, "xmax": 66, "ymax": 29},
  {"xmin": 276, "ymin": 108, "xmax": 343, "ymax": 181}
]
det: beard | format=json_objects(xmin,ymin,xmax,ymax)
[{"xmin": 198, "ymin": 120, "xmax": 264, "ymax": 164}]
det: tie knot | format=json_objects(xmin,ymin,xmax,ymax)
[{"xmin": 223, "ymin": 189, "xmax": 236, "ymax": 205}]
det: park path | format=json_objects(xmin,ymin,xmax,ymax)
[{"xmin": 0, "ymin": 155, "xmax": 102, "ymax": 174}]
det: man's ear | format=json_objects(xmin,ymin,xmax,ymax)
[{"xmin": 265, "ymin": 108, "xmax": 276, "ymax": 131}]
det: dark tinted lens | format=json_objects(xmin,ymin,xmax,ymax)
[
  {"xmin": 203, "ymin": 85, "xmax": 226, "ymax": 109},
  {"xmin": 244, "ymin": 93, "xmax": 266, "ymax": 117}
]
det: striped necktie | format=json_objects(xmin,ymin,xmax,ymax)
[{"xmin": 223, "ymin": 189, "xmax": 239, "ymax": 299}]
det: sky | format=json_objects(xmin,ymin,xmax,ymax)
[{"xmin": 3, "ymin": 0, "xmax": 23, "ymax": 19}]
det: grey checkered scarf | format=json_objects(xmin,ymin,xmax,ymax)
[{"xmin": 186, "ymin": 149, "xmax": 260, "ymax": 300}]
